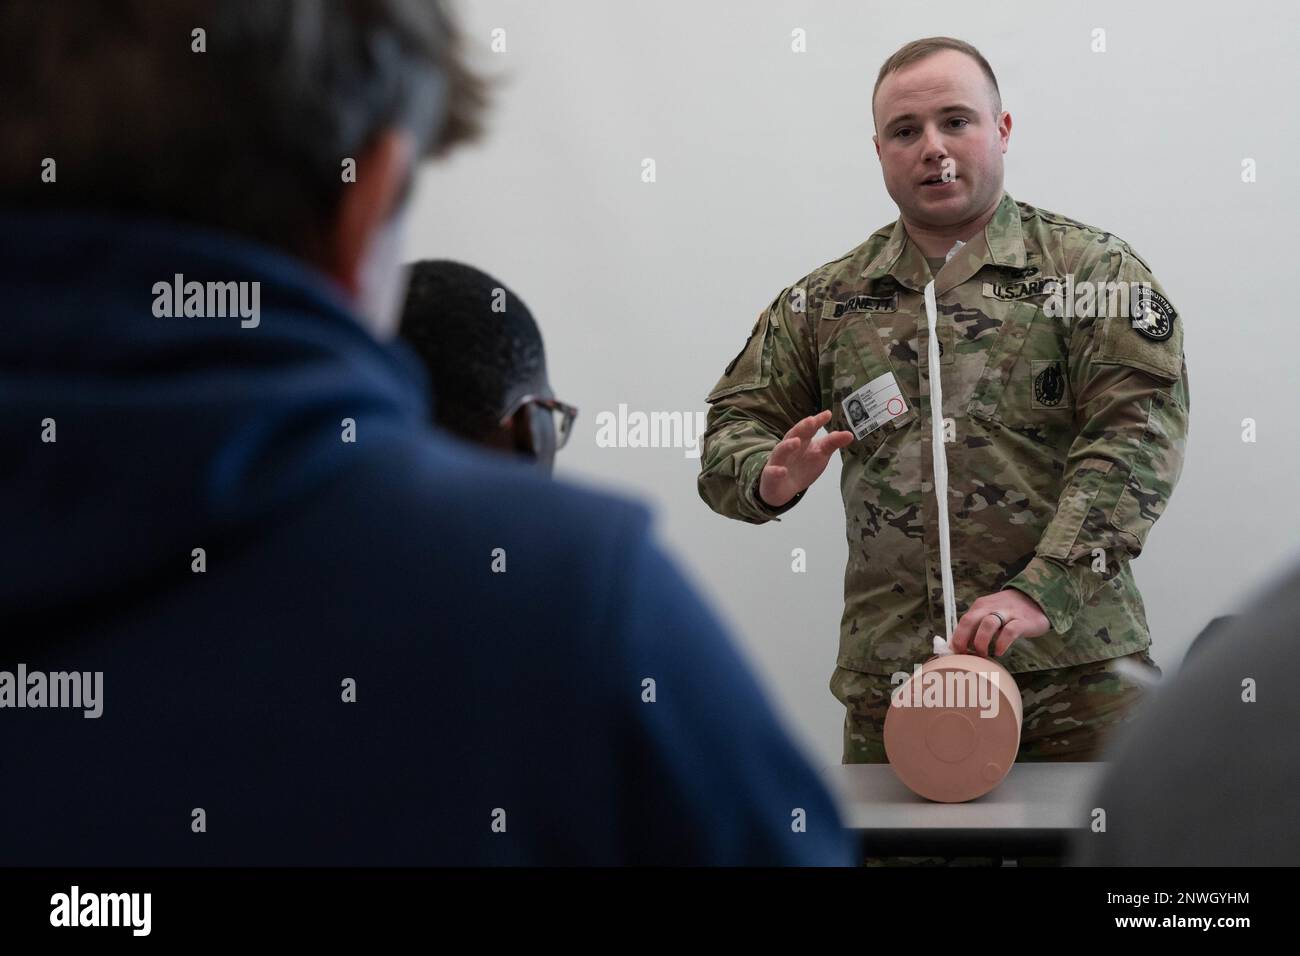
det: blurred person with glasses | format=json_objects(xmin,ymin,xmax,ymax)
[{"xmin": 400, "ymin": 259, "xmax": 576, "ymax": 473}]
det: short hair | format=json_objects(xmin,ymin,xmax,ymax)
[
  {"xmin": 0, "ymin": 0, "xmax": 491, "ymax": 260},
  {"xmin": 872, "ymin": 37, "xmax": 1001, "ymax": 126},
  {"xmin": 399, "ymin": 260, "xmax": 546, "ymax": 441}
]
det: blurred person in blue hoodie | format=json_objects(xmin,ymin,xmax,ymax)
[{"xmin": 0, "ymin": 0, "xmax": 852, "ymax": 866}]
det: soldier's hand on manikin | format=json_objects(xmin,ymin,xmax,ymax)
[
  {"xmin": 951, "ymin": 589, "xmax": 1051, "ymax": 657},
  {"xmin": 759, "ymin": 410, "xmax": 855, "ymax": 507}
]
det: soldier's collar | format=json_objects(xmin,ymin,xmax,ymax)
[{"xmin": 860, "ymin": 191, "xmax": 1030, "ymax": 293}]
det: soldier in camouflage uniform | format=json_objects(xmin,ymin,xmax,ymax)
[{"xmin": 697, "ymin": 39, "xmax": 1188, "ymax": 777}]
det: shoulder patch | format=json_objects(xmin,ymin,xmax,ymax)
[
  {"xmin": 1132, "ymin": 286, "xmax": 1176, "ymax": 341},
  {"xmin": 1094, "ymin": 291, "xmax": 1183, "ymax": 382}
]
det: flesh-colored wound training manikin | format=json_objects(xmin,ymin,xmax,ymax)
[
  {"xmin": 885, "ymin": 642, "xmax": 1023, "ymax": 802},
  {"xmin": 884, "ymin": 267, "xmax": 1024, "ymax": 803}
]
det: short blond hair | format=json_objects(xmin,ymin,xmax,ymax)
[{"xmin": 872, "ymin": 37, "xmax": 1001, "ymax": 126}]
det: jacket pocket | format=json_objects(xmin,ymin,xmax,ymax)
[
  {"xmin": 966, "ymin": 300, "xmax": 1042, "ymax": 424},
  {"xmin": 821, "ymin": 314, "xmax": 916, "ymax": 460},
  {"xmin": 1037, "ymin": 457, "xmax": 1114, "ymax": 561},
  {"xmin": 706, "ymin": 311, "xmax": 772, "ymax": 402},
  {"xmin": 1108, "ymin": 388, "xmax": 1185, "ymax": 550}
]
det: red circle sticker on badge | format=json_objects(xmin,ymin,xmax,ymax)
[{"xmin": 887, "ymin": 397, "xmax": 905, "ymax": 416}]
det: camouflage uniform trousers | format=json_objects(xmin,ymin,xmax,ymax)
[{"xmin": 829, "ymin": 649, "xmax": 1161, "ymax": 866}]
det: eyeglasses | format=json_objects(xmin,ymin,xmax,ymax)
[{"xmin": 500, "ymin": 395, "xmax": 579, "ymax": 450}]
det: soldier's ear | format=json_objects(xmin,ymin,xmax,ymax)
[
  {"xmin": 998, "ymin": 112, "xmax": 1012, "ymax": 153},
  {"xmin": 872, "ymin": 133, "xmax": 880, "ymax": 159}
]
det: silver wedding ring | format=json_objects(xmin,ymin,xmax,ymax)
[{"xmin": 990, "ymin": 611, "xmax": 1007, "ymax": 629}]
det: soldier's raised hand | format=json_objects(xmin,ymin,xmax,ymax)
[{"xmin": 759, "ymin": 410, "xmax": 855, "ymax": 507}]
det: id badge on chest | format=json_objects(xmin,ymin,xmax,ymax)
[{"xmin": 841, "ymin": 371, "xmax": 908, "ymax": 441}]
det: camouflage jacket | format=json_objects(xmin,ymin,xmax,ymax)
[{"xmin": 698, "ymin": 192, "xmax": 1189, "ymax": 676}]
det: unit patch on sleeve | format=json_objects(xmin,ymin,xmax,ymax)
[{"xmin": 1131, "ymin": 286, "xmax": 1177, "ymax": 341}]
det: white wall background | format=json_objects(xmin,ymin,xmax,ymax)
[{"xmin": 409, "ymin": 0, "xmax": 1300, "ymax": 768}]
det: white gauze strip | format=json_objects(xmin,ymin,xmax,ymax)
[{"xmin": 924, "ymin": 278, "xmax": 958, "ymax": 643}]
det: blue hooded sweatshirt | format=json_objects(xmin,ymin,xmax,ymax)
[{"xmin": 0, "ymin": 210, "xmax": 854, "ymax": 866}]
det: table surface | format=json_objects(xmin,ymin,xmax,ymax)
[{"xmin": 821, "ymin": 762, "xmax": 1106, "ymax": 832}]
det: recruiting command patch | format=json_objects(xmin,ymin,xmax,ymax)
[{"xmin": 1131, "ymin": 286, "xmax": 1177, "ymax": 341}]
